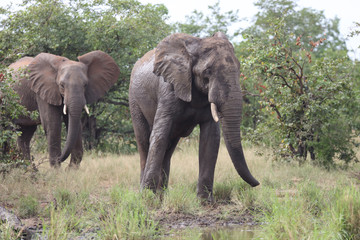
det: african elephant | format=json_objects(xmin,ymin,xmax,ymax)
[
  {"xmin": 129, "ymin": 32, "xmax": 259, "ymax": 201},
  {"xmin": 9, "ymin": 51, "xmax": 120, "ymax": 167}
]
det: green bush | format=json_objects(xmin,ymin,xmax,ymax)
[
  {"xmin": 0, "ymin": 69, "xmax": 32, "ymax": 166},
  {"xmin": 240, "ymin": 16, "xmax": 358, "ymax": 167}
]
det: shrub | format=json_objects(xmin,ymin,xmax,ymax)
[{"xmin": 241, "ymin": 16, "xmax": 358, "ymax": 167}]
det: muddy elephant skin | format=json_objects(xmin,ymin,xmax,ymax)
[
  {"xmin": 9, "ymin": 51, "xmax": 120, "ymax": 167},
  {"xmin": 129, "ymin": 32, "xmax": 259, "ymax": 201}
]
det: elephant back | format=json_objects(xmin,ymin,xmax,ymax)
[{"xmin": 9, "ymin": 57, "xmax": 38, "ymax": 112}]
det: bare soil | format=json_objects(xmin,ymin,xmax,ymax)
[{"xmin": 154, "ymin": 204, "xmax": 257, "ymax": 230}]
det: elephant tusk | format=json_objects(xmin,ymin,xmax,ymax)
[
  {"xmin": 84, "ymin": 105, "xmax": 89, "ymax": 115},
  {"xmin": 211, "ymin": 103, "xmax": 219, "ymax": 122},
  {"xmin": 63, "ymin": 105, "xmax": 67, "ymax": 115}
]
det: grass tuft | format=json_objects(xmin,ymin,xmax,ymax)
[
  {"xmin": 99, "ymin": 185, "xmax": 160, "ymax": 239},
  {"xmin": 162, "ymin": 184, "xmax": 201, "ymax": 214},
  {"xmin": 213, "ymin": 180, "xmax": 235, "ymax": 203},
  {"xmin": 53, "ymin": 188, "xmax": 73, "ymax": 209},
  {"xmin": 18, "ymin": 195, "xmax": 39, "ymax": 218}
]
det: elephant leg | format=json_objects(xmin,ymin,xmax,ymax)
[
  {"xmin": 197, "ymin": 120, "xmax": 220, "ymax": 201},
  {"xmin": 159, "ymin": 138, "xmax": 180, "ymax": 190},
  {"xmin": 141, "ymin": 113, "xmax": 173, "ymax": 192},
  {"xmin": 36, "ymin": 96, "xmax": 62, "ymax": 167},
  {"xmin": 130, "ymin": 103, "xmax": 151, "ymax": 183},
  {"xmin": 17, "ymin": 125, "xmax": 37, "ymax": 160}
]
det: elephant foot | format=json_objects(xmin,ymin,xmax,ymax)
[
  {"xmin": 66, "ymin": 162, "xmax": 80, "ymax": 171},
  {"xmin": 50, "ymin": 159, "xmax": 61, "ymax": 168},
  {"xmin": 140, "ymin": 180, "xmax": 158, "ymax": 194},
  {"xmin": 197, "ymin": 191, "xmax": 214, "ymax": 204}
]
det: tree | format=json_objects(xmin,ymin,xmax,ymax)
[
  {"xmin": 236, "ymin": 0, "xmax": 351, "ymax": 137},
  {"xmin": 77, "ymin": 0, "xmax": 172, "ymax": 152},
  {"xmin": 0, "ymin": 0, "xmax": 89, "ymax": 64},
  {"xmin": 240, "ymin": 16, "xmax": 358, "ymax": 166},
  {"xmin": 0, "ymin": 0, "xmax": 172, "ymax": 154},
  {"xmin": 243, "ymin": 0, "xmax": 347, "ymax": 58},
  {"xmin": 175, "ymin": 1, "xmax": 240, "ymax": 40}
]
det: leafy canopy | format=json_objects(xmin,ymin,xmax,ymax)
[
  {"xmin": 240, "ymin": 15, "xmax": 358, "ymax": 166},
  {"xmin": 0, "ymin": 0, "xmax": 171, "ymax": 154}
]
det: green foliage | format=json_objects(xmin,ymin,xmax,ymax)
[
  {"xmin": 0, "ymin": 0, "xmax": 88, "ymax": 64},
  {"xmin": 240, "ymin": 14, "xmax": 358, "ymax": 166},
  {"xmin": 0, "ymin": 0, "xmax": 172, "ymax": 154},
  {"xmin": 73, "ymin": 0, "xmax": 172, "ymax": 153},
  {"xmin": 0, "ymin": 68, "xmax": 31, "ymax": 164},
  {"xmin": 1, "ymin": 0, "xmax": 360, "ymax": 167},
  {"xmin": 175, "ymin": 1, "xmax": 240, "ymax": 39},
  {"xmin": 245, "ymin": 0, "xmax": 347, "ymax": 58},
  {"xmin": 349, "ymin": 22, "xmax": 360, "ymax": 40}
]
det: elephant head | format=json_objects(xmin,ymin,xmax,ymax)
[
  {"xmin": 153, "ymin": 32, "xmax": 259, "ymax": 187},
  {"xmin": 28, "ymin": 51, "xmax": 120, "ymax": 163}
]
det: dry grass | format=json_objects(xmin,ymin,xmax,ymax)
[
  {"xmin": 1, "ymin": 143, "xmax": 360, "ymax": 239},
  {"xmin": 0, "ymin": 142, "xmax": 355, "ymax": 212}
]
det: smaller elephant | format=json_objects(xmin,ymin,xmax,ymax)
[{"xmin": 9, "ymin": 51, "xmax": 120, "ymax": 167}]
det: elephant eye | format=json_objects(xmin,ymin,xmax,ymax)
[
  {"xmin": 59, "ymin": 82, "xmax": 65, "ymax": 90},
  {"xmin": 203, "ymin": 77, "xmax": 209, "ymax": 88},
  {"xmin": 204, "ymin": 68, "xmax": 212, "ymax": 75}
]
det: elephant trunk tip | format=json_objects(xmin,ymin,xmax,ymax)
[{"xmin": 249, "ymin": 179, "xmax": 260, "ymax": 187}]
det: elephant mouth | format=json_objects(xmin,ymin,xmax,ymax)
[{"xmin": 63, "ymin": 104, "xmax": 90, "ymax": 115}]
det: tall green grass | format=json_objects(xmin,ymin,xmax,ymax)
[
  {"xmin": 99, "ymin": 185, "xmax": 159, "ymax": 239},
  {"xmin": 162, "ymin": 184, "xmax": 201, "ymax": 214},
  {"xmin": 257, "ymin": 182, "xmax": 360, "ymax": 240},
  {"xmin": 0, "ymin": 223, "xmax": 18, "ymax": 239},
  {"xmin": 18, "ymin": 195, "xmax": 39, "ymax": 218}
]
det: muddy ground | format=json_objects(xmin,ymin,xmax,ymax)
[
  {"xmin": 155, "ymin": 205, "xmax": 257, "ymax": 230},
  {"xmin": 1, "ymin": 202, "xmax": 257, "ymax": 239}
]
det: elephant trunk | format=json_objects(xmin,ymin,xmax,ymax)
[
  {"xmin": 59, "ymin": 101, "xmax": 83, "ymax": 163},
  {"xmin": 218, "ymin": 89, "xmax": 259, "ymax": 187}
]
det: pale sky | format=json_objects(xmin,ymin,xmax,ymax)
[{"xmin": 139, "ymin": 0, "xmax": 360, "ymax": 60}]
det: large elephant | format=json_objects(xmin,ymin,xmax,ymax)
[
  {"xmin": 129, "ymin": 32, "xmax": 259, "ymax": 201},
  {"xmin": 9, "ymin": 51, "xmax": 120, "ymax": 167}
]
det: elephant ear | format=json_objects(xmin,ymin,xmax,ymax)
[
  {"xmin": 28, "ymin": 53, "xmax": 68, "ymax": 106},
  {"xmin": 153, "ymin": 33, "xmax": 200, "ymax": 102},
  {"xmin": 78, "ymin": 50, "xmax": 120, "ymax": 104}
]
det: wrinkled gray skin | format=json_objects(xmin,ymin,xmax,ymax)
[
  {"xmin": 9, "ymin": 51, "xmax": 120, "ymax": 167},
  {"xmin": 129, "ymin": 32, "xmax": 259, "ymax": 201}
]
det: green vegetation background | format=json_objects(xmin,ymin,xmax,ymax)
[{"xmin": 1, "ymin": 0, "xmax": 360, "ymax": 167}]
